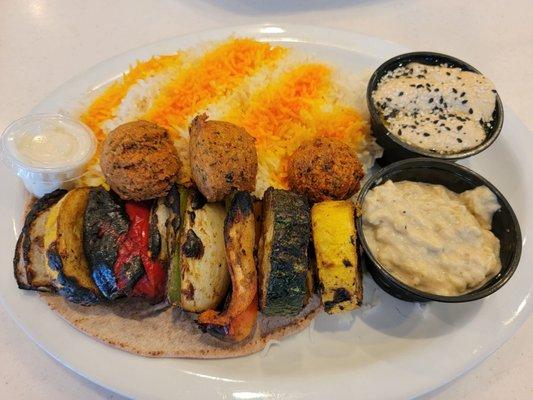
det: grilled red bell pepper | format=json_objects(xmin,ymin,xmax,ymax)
[{"xmin": 113, "ymin": 201, "xmax": 166, "ymax": 302}]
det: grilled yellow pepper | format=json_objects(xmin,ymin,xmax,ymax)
[{"xmin": 311, "ymin": 200, "xmax": 362, "ymax": 313}]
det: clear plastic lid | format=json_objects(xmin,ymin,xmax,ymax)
[{"xmin": 1, "ymin": 113, "xmax": 97, "ymax": 196}]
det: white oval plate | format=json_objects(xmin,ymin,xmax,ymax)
[{"xmin": 1, "ymin": 24, "xmax": 531, "ymax": 400}]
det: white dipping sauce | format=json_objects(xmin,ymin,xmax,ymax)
[
  {"xmin": 2, "ymin": 114, "xmax": 96, "ymax": 197},
  {"xmin": 372, "ymin": 63, "xmax": 497, "ymax": 154},
  {"xmin": 13, "ymin": 122, "xmax": 90, "ymax": 168},
  {"xmin": 362, "ymin": 181, "xmax": 501, "ymax": 296}
]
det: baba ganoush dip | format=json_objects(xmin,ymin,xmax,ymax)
[
  {"xmin": 362, "ymin": 180, "xmax": 501, "ymax": 296},
  {"xmin": 372, "ymin": 63, "xmax": 497, "ymax": 154}
]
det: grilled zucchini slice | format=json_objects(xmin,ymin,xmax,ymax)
[
  {"xmin": 311, "ymin": 200, "xmax": 362, "ymax": 313},
  {"xmin": 14, "ymin": 189, "xmax": 67, "ymax": 291},
  {"xmin": 179, "ymin": 188, "xmax": 230, "ymax": 312},
  {"xmin": 258, "ymin": 188, "xmax": 311, "ymax": 316},
  {"xmin": 44, "ymin": 188, "xmax": 100, "ymax": 305}
]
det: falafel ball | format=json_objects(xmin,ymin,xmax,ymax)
[
  {"xmin": 100, "ymin": 120, "xmax": 180, "ymax": 201},
  {"xmin": 189, "ymin": 114, "xmax": 257, "ymax": 202},
  {"xmin": 287, "ymin": 137, "xmax": 364, "ymax": 203}
]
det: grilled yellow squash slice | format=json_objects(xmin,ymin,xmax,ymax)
[
  {"xmin": 311, "ymin": 200, "xmax": 362, "ymax": 313},
  {"xmin": 44, "ymin": 187, "xmax": 100, "ymax": 305}
]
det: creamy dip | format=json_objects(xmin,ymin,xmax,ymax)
[
  {"xmin": 2, "ymin": 114, "xmax": 96, "ymax": 197},
  {"xmin": 372, "ymin": 63, "xmax": 497, "ymax": 154},
  {"xmin": 362, "ymin": 180, "xmax": 501, "ymax": 296},
  {"xmin": 8, "ymin": 119, "xmax": 93, "ymax": 168}
]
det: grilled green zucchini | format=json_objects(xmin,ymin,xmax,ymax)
[{"xmin": 258, "ymin": 187, "xmax": 311, "ymax": 316}]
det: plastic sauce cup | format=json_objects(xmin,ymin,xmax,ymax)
[{"xmin": 1, "ymin": 114, "xmax": 96, "ymax": 197}]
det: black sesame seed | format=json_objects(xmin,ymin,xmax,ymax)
[
  {"xmin": 469, "ymin": 108, "xmax": 473, "ymax": 114},
  {"xmin": 423, "ymin": 132, "xmax": 430, "ymax": 137},
  {"xmin": 439, "ymin": 97, "xmax": 444, "ymax": 104},
  {"xmin": 399, "ymin": 91, "xmax": 404, "ymax": 96},
  {"xmin": 462, "ymin": 99, "xmax": 468, "ymax": 104},
  {"xmin": 457, "ymin": 125, "xmax": 463, "ymax": 131},
  {"xmin": 492, "ymin": 89, "xmax": 497, "ymax": 93},
  {"xmin": 457, "ymin": 138, "xmax": 463, "ymax": 143},
  {"xmin": 386, "ymin": 97, "xmax": 392, "ymax": 102},
  {"xmin": 429, "ymin": 98, "xmax": 434, "ymax": 103},
  {"xmin": 460, "ymin": 92, "xmax": 466, "ymax": 97},
  {"xmin": 446, "ymin": 72, "xmax": 451, "ymax": 76},
  {"xmin": 416, "ymin": 84, "xmax": 423, "ymax": 88},
  {"xmin": 452, "ymin": 88, "xmax": 458, "ymax": 93},
  {"xmin": 398, "ymin": 129, "xmax": 402, "ymax": 135},
  {"xmin": 434, "ymin": 88, "xmax": 440, "ymax": 92}
]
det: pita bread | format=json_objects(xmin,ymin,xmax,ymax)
[
  {"xmin": 20, "ymin": 193, "xmax": 322, "ymax": 358},
  {"xmin": 41, "ymin": 293, "xmax": 321, "ymax": 358}
]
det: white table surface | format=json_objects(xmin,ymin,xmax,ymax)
[{"xmin": 1, "ymin": 0, "xmax": 532, "ymax": 399}]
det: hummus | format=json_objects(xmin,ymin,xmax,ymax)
[
  {"xmin": 372, "ymin": 63, "xmax": 497, "ymax": 154},
  {"xmin": 362, "ymin": 180, "xmax": 501, "ymax": 296}
]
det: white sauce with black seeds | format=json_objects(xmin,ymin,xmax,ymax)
[{"xmin": 372, "ymin": 63, "xmax": 497, "ymax": 154}]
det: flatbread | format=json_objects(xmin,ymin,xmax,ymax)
[
  {"xmin": 20, "ymin": 193, "xmax": 322, "ymax": 358},
  {"xmin": 41, "ymin": 293, "xmax": 321, "ymax": 358}
]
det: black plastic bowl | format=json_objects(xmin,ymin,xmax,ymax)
[
  {"xmin": 356, "ymin": 158, "xmax": 522, "ymax": 303},
  {"xmin": 367, "ymin": 52, "xmax": 504, "ymax": 165}
]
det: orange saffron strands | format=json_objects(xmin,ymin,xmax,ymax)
[
  {"xmin": 80, "ymin": 53, "xmax": 184, "ymax": 141},
  {"xmin": 145, "ymin": 39, "xmax": 287, "ymax": 130},
  {"xmin": 226, "ymin": 64, "xmax": 332, "ymax": 147}
]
